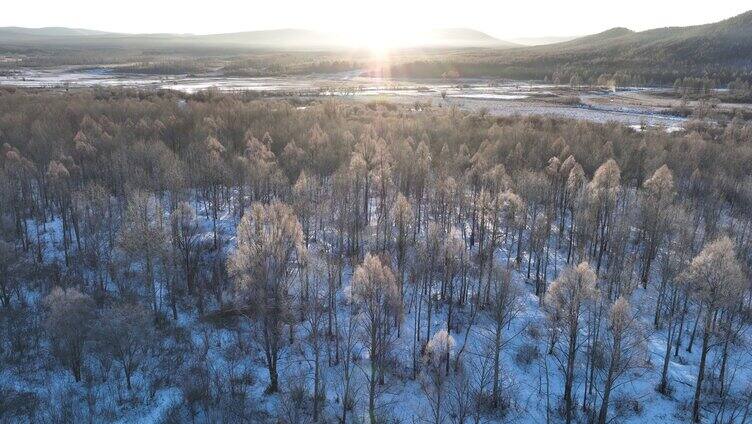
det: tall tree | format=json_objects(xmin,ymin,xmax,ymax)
[
  {"xmin": 586, "ymin": 160, "xmax": 621, "ymax": 274},
  {"xmin": 228, "ymin": 201, "xmax": 305, "ymax": 393},
  {"xmin": 94, "ymin": 302, "xmax": 154, "ymax": 390},
  {"xmin": 638, "ymin": 165, "xmax": 676, "ymax": 288},
  {"xmin": 170, "ymin": 201, "xmax": 203, "ymax": 311},
  {"xmin": 596, "ymin": 297, "xmax": 647, "ymax": 424},
  {"xmin": 685, "ymin": 236, "xmax": 745, "ymax": 423},
  {"xmin": 545, "ymin": 262, "xmax": 598, "ymax": 424},
  {"xmin": 422, "ymin": 329, "xmax": 455, "ymax": 424},
  {"xmin": 351, "ymin": 253, "xmax": 402, "ymax": 424},
  {"xmin": 486, "ymin": 266, "xmax": 523, "ymax": 409},
  {"xmin": 391, "ymin": 192, "xmax": 414, "ymax": 300},
  {"xmin": 118, "ymin": 191, "xmax": 168, "ymax": 312}
]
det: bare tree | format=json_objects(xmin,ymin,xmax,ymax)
[
  {"xmin": 0, "ymin": 240, "xmax": 20, "ymax": 307},
  {"xmin": 301, "ymin": 253, "xmax": 327, "ymax": 421},
  {"xmin": 46, "ymin": 160, "xmax": 76, "ymax": 266},
  {"xmin": 486, "ymin": 266, "xmax": 524, "ymax": 409},
  {"xmin": 339, "ymin": 277, "xmax": 360, "ymax": 424},
  {"xmin": 72, "ymin": 183, "xmax": 114, "ymax": 291},
  {"xmin": 94, "ymin": 302, "xmax": 154, "ymax": 390},
  {"xmin": 43, "ymin": 286, "xmax": 96, "ymax": 382},
  {"xmin": 596, "ymin": 297, "xmax": 647, "ymax": 424},
  {"xmin": 170, "ymin": 201, "xmax": 204, "ymax": 314},
  {"xmin": 447, "ymin": 367, "xmax": 475, "ymax": 424},
  {"xmin": 189, "ymin": 136, "xmax": 229, "ymax": 250}
]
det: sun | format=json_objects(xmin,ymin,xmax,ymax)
[
  {"xmin": 347, "ymin": 27, "xmax": 392, "ymax": 57},
  {"xmin": 343, "ymin": 26, "xmax": 422, "ymax": 56}
]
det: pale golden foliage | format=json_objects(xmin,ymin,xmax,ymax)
[
  {"xmin": 425, "ymin": 329, "xmax": 455, "ymax": 368},
  {"xmin": 546, "ymin": 261, "xmax": 598, "ymax": 324},
  {"xmin": 351, "ymin": 253, "xmax": 401, "ymax": 316},
  {"xmin": 228, "ymin": 201, "xmax": 305, "ymax": 300},
  {"xmin": 685, "ymin": 236, "xmax": 745, "ymax": 309},
  {"xmin": 587, "ymin": 159, "xmax": 621, "ymax": 205},
  {"xmin": 643, "ymin": 165, "xmax": 675, "ymax": 202}
]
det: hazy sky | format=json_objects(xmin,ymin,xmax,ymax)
[{"xmin": 2, "ymin": 0, "xmax": 750, "ymax": 39}]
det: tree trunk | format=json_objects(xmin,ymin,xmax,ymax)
[
  {"xmin": 564, "ymin": 322, "xmax": 579, "ymax": 424},
  {"xmin": 369, "ymin": 359, "xmax": 377, "ymax": 424},
  {"xmin": 597, "ymin": 338, "xmax": 620, "ymax": 424},
  {"xmin": 492, "ymin": 318, "xmax": 502, "ymax": 408},
  {"xmin": 692, "ymin": 311, "xmax": 713, "ymax": 423}
]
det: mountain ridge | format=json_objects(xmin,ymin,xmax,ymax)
[{"xmin": 0, "ymin": 26, "xmax": 514, "ymax": 49}]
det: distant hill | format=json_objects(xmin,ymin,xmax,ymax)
[
  {"xmin": 419, "ymin": 28, "xmax": 517, "ymax": 47},
  {"xmin": 390, "ymin": 10, "xmax": 752, "ymax": 85},
  {"xmin": 0, "ymin": 27, "xmax": 112, "ymax": 37},
  {"xmin": 508, "ymin": 35, "xmax": 578, "ymax": 46},
  {"xmin": 555, "ymin": 27, "xmax": 635, "ymax": 48},
  {"xmin": 0, "ymin": 26, "xmax": 515, "ymax": 50},
  {"xmin": 551, "ymin": 11, "xmax": 752, "ymax": 64},
  {"xmin": 185, "ymin": 29, "xmax": 339, "ymax": 48}
]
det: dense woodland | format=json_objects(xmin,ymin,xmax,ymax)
[
  {"xmin": 1, "ymin": 88, "xmax": 752, "ymax": 423},
  {"xmin": 387, "ymin": 53, "xmax": 752, "ymax": 88}
]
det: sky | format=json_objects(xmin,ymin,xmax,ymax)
[{"xmin": 1, "ymin": 0, "xmax": 750, "ymax": 40}]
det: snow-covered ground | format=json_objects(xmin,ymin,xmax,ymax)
[{"xmin": 2, "ymin": 193, "xmax": 751, "ymax": 424}]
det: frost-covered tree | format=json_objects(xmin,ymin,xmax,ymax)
[
  {"xmin": 351, "ymin": 253, "xmax": 402, "ymax": 424},
  {"xmin": 228, "ymin": 201, "xmax": 305, "ymax": 393},
  {"xmin": 391, "ymin": 192, "xmax": 414, "ymax": 299},
  {"xmin": 638, "ymin": 165, "xmax": 675, "ymax": 288},
  {"xmin": 586, "ymin": 160, "xmax": 621, "ymax": 274},
  {"xmin": 545, "ymin": 262, "xmax": 598, "ymax": 424},
  {"xmin": 685, "ymin": 236, "xmax": 746, "ymax": 423},
  {"xmin": 244, "ymin": 133, "xmax": 283, "ymax": 203},
  {"xmin": 596, "ymin": 297, "xmax": 647, "ymax": 424},
  {"xmin": 565, "ymin": 161, "xmax": 587, "ymax": 264},
  {"xmin": 118, "ymin": 191, "xmax": 168, "ymax": 312},
  {"xmin": 442, "ymin": 227, "xmax": 466, "ymax": 364},
  {"xmin": 292, "ymin": 171, "xmax": 320, "ymax": 248},
  {"xmin": 486, "ymin": 266, "xmax": 523, "ymax": 409},
  {"xmin": 422, "ymin": 330, "xmax": 455, "ymax": 424},
  {"xmin": 189, "ymin": 136, "xmax": 229, "ymax": 249}
]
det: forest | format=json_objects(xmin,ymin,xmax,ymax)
[{"xmin": 0, "ymin": 87, "xmax": 751, "ymax": 423}]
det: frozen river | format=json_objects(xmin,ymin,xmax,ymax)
[{"xmin": 0, "ymin": 68, "xmax": 686, "ymax": 129}]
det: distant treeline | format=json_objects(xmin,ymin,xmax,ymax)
[
  {"xmin": 672, "ymin": 77, "xmax": 752, "ymax": 102},
  {"xmin": 387, "ymin": 59, "xmax": 752, "ymax": 88},
  {"xmin": 116, "ymin": 60, "xmax": 212, "ymax": 75}
]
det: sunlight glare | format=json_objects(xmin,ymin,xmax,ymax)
[{"xmin": 343, "ymin": 26, "xmax": 425, "ymax": 54}]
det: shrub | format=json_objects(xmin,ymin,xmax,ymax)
[{"xmin": 515, "ymin": 343, "xmax": 540, "ymax": 368}]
